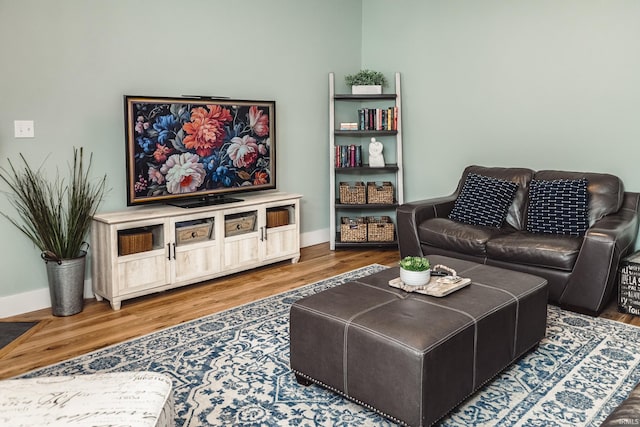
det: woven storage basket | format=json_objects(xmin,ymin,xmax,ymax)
[
  {"xmin": 176, "ymin": 221, "xmax": 212, "ymax": 244},
  {"xmin": 367, "ymin": 181, "xmax": 394, "ymax": 204},
  {"xmin": 266, "ymin": 208, "xmax": 289, "ymax": 228},
  {"xmin": 340, "ymin": 217, "xmax": 367, "ymax": 242},
  {"xmin": 118, "ymin": 229, "xmax": 153, "ymax": 256},
  {"xmin": 366, "ymin": 216, "xmax": 395, "ymax": 242},
  {"xmin": 225, "ymin": 212, "xmax": 257, "ymax": 237},
  {"xmin": 339, "ymin": 181, "xmax": 366, "ymax": 204}
]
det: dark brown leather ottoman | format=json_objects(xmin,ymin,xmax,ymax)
[{"xmin": 289, "ymin": 255, "xmax": 548, "ymax": 427}]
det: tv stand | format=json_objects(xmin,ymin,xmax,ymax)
[
  {"xmin": 169, "ymin": 195, "xmax": 243, "ymax": 208},
  {"xmin": 91, "ymin": 192, "xmax": 301, "ymax": 310}
]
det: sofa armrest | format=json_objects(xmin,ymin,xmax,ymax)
[
  {"xmin": 396, "ymin": 195, "xmax": 457, "ymax": 258},
  {"xmin": 559, "ymin": 192, "xmax": 640, "ymax": 315}
]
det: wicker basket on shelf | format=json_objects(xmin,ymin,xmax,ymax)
[
  {"xmin": 339, "ymin": 181, "xmax": 366, "ymax": 204},
  {"xmin": 367, "ymin": 181, "xmax": 394, "ymax": 204},
  {"xmin": 366, "ymin": 216, "xmax": 395, "ymax": 242},
  {"xmin": 340, "ymin": 217, "xmax": 367, "ymax": 242},
  {"xmin": 118, "ymin": 229, "xmax": 153, "ymax": 256},
  {"xmin": 266, "ymin": 208, "xmax": 290, "ymax": 228}
]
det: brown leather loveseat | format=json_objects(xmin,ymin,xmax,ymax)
[{"xmin": 397, "ymin": 165, "xmax": 640, "ymax": 316}]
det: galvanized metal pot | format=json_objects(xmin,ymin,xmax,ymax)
[{"xmin": 42, "ymin": 250, "xmax": 87, "ymax": 317}]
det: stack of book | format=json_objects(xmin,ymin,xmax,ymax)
[
  {"xmin": 339, "ymin": 122, "xmax": 358, "ymax": 131},
  {"xmin": 334, "ymin": 145, "xmax": 362, "ymax": 168}
]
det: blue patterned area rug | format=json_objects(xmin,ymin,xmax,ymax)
[{"xmin": 19, "ymin": 265, "xmax": 640, "ymax": 426}]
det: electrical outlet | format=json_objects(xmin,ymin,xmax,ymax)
[{"xmin": 14, "ymin": 120, "xmax": 35, "ymax": 138}]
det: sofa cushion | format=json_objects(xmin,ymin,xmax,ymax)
[
  {"xmin": 449, "ymin": 173, "xmax": 518, "ymax": 228},
  {"xmin": 486, "ymin": 231, "xmax": 582, "ymax": 271},
  {"xmin": 419, "ymin": 217, "xmax": 508, "ymax": 256},
  {"xmin": 526, "ymin": 178, "xmax": 589, "ymax": 236},
  {"xmin": 458, "ymin": 166, "xmax": 535, "ymax": 230},
  {"xmin": 533, "ymin": 170, "xmax": 623, "ymax": 226}
]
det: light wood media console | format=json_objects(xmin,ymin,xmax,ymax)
[{"xmin": 91, "ymin": 191, "xmax": 301, "ymax": 310}]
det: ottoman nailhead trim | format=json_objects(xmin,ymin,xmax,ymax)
[
  {"xmin": 425, "ymin": 341, "xmax": 540, "ymax": 427},
  {"xmin": 292, "ymin": 369, "xmax": 410, "ymax": 427}
]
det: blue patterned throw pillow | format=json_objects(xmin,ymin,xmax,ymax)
[
  {"xmin": 526, "ymin": 178, "xmax": 589, "ymax": 236},
  {"xmin": 448, "ymin": 173, "xmax": 519, "ymax": 228}
]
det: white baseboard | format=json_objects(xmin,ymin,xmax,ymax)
[
  {"xmin": 0, "ymin": 228, "xmax": 331, "ymax": 318},
  {"xmin": 0, "ymin": 280, "xmax": 95, "ymax": 319},
  {"xmin": 300, "ymin": 227, "xmax": 330, "ymax": 248}
]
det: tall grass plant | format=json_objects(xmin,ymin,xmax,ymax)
[{"xmin": 0, "ymin": 147, "xmax": 107, "ymax": 260}]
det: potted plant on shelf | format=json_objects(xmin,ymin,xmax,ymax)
[
  {"xmin": 345, "ymin": 69, "xmax": 388, "ymax": 95},
  {"xmin": 399, "ymin": 256, "xmax": 431, "ymax": 287},
  {"xmin": 0, "ymin": 147, "xmax": 107, "ymax": 316}
]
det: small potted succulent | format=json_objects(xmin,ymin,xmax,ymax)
[
  {"xmin": 345, "ymin": 69, "xmax": 388, "ymax": 95},
  {"xmin": 399, "ymin": 256, "xmax": 431, "ymax": 287}
]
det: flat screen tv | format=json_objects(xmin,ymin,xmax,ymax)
[{"xmin": 124, "ymin": 95, "xmax": 276, "ymax": 207}]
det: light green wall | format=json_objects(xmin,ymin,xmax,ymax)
[
  {"xmin": 362, "ymin": 0, "xmax": 640, "ymax": 200},
  {"xmin": 0, "ymin": 0, "xmax": 363, "ymax": 297},
  {"xmin": 3, "ymin": 0, "xmax": 640, "ymax": 302}
]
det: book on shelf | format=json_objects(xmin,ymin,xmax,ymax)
[
  {"xmin": 334, "ymin": 144, "xmax": 362, "ymax": 168},
  {"xmin": 340, "ymin": 122, "xmax": 358, "ymax": 131},
  {"xmin": 394, "ymin": 106, "xmax": 398, "ymax": 130},
  {"xmin": 357, "ymin": 107, "xmax": 398, "ymax": 131}
]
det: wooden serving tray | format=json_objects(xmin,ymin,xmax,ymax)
[{"xmin": 389, "ymin": 276, "xmax": 471, "ymax": 297}]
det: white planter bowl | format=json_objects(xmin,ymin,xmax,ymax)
[
  {"xmin": 400, "ymin": 268, "xmax": 431, "ymax": 287},
  {"xmin": 351, "ymin": 85, "xmax": 382, "ymax": 95}
]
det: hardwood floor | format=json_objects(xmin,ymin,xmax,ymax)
[
  {"xmin": 0, "ymin": 243, "xmax": 400, "ymax": 380},
  {"xmin": 0, "ymin": 243, "xmax": 634, "ymax": 380}
]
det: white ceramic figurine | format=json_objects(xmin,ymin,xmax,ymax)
[{"xmin": 368, "ymin": 137, "xmax": 385, "ymax": 167}]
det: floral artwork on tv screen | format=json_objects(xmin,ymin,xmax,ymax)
[{"xmin": 124, "ymin": 96, "xmax": 276, "ymax": 206}]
